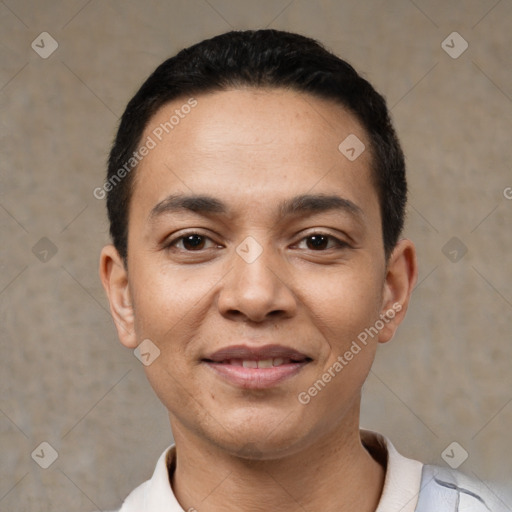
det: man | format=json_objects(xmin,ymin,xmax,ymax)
[{"xmin": 99, "ymin": 29, "xmax": 504, "ymax": 511}]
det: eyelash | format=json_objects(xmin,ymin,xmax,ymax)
[
  {"xmin": 165, "ymin": 231, "xmax": 349, "ymax": 252},
  {"xmin": 166, "ymin": 231, "xmax": 220, "ymax": 251},
  {"xmin": 294, "ymin": 233, "xmax": 349, "ymax": 250}
]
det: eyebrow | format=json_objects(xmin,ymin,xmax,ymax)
[{"xmin": 148, "ymin": 193, "xmax": 364, "ymax": 222}]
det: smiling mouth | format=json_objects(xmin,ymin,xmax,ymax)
[
  {"xmin": 202, "ymin": 356, "xmax": 312, "ymax": 389},
  {"xmin": 204, "ymin": 357, "xmax": 310, "ymax": 368}
]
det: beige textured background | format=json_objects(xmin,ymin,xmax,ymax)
[{"xmin": 1, "ymin": 0, "xmax": 511, "ymax": 510}]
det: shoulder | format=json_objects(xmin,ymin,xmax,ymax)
[
  {"xmin": 114, "ymin": 444, "xmax": 180, "ymax": 511},
  {"xmin": 92, "ymin": 479, "xmax": 148, "ymax": 512},
  {"xmin": 115, "ymin": 478, "xmax": 150, "ymax": 511},
  {"xmin": 417, "ymin": 464, "xmax": 508, "ymax": 512}
]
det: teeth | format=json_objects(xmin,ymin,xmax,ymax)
[{"xmin": 235, "ymin": 358, "xmax": 292, "ymax": 368}]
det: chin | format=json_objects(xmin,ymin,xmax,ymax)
[
  {"xmin": 221, "ymin": 435, "xmax": 304, "ymax": 461},
  {"xmin": 205, "ymin": 413, "xmax": 312, "ymax": 461}
]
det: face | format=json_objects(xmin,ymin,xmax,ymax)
[{"xmin": 100, "ymin": 88, "xmax": 416, "ymax": 459}]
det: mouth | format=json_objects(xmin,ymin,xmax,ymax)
[{"xmin": 202, "ymin": 344, "xmax": 313, "ymax": 389}]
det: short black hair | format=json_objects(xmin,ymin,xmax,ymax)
[{"xmin": 106, "ymin": 29, "xmax": 406, "ymax": 265}]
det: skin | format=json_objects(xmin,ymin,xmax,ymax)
[{"xmin": 100, "ymin": 88, "xmax": 417, "ymax": 512}]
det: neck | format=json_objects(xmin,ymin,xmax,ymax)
[{"xmin": 169, "ymin": 409, "xmax": 385, "ymax": 512}]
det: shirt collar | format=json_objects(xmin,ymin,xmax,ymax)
[
  {"xmin": 361, "ymin": 429, "xmax": 423, "ymax": 512},
  {"xmin": 120, "ymin": 430, "xmax": 423, "ymax": 512}
]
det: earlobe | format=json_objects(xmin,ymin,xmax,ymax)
[
  {"xmin": 378, "ymin": 239, "xmax": 418, "ymax": 344},
  {"xmin": 99, "ymin": 245, "xmax": 138, "ymax": 348}
]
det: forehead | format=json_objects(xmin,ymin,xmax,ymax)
[
  {"xmin": 143, "ymin": 87, "xmax": 367, "ymax": 163},
  {"xmin": 131, "ymin": 88, "xmax": 378, "ymax": 221}
]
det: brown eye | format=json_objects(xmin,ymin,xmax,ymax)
[
  {"xmin": 306, "ymin": 235, "xmax": 330, "ymax": 250},
  {"xmin": 168, "ymin": 233, "xmax": 216, "ymax": 251},
  {"xmin": 181, "ymin": 234, "xmax": 206, "ymax": 250},
  {"xmin": 295, "ymin": 233, "xmax": 348, "ymax": 251}
]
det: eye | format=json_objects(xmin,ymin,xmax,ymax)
[
  {"xmin": 168, "ymin": 233, "xmax": 217, "ymax": 251},
  {"xmin": 296, "ymin": 233, "xmax": 348, "ymax": 251}
]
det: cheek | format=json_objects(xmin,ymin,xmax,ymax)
[
  {"xmin": 129, "ymin": 260, "xmax": 227, "ymax": 395},
  {"xmin": 295, "ymin": 270, "xmax": 382, "ymax": 431},
  {"xmin": 130, "ymin": 261, "xmax": 216, "ymax": 341},
  {"xmin": 299, "ymin": 261, "xmax": 384, "ymax": 346}
]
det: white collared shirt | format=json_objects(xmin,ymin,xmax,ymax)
[{"xmin": 112, "ymin": 430, "xmax": 423, "ymax": 512}]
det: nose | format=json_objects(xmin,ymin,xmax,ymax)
[{"xmin": 217, "ymin": 243, "xmax": 297, "ymax": 323}]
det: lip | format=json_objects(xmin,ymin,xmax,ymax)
[
  {"xmin": 205, "ymin": 344, "xmax": 311, "ymax": 362},
  {"xmin": 202, "ymin": 344, "xmax": 312, "ymax": 390}
]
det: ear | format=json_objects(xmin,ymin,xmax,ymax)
[
  {"xmin": 378, "ymin": 238, "xmax": 418, "ymax": 344},
  {"xmin": 99, "ymin": 244, "xmax": 138, "ymax": 348}
]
